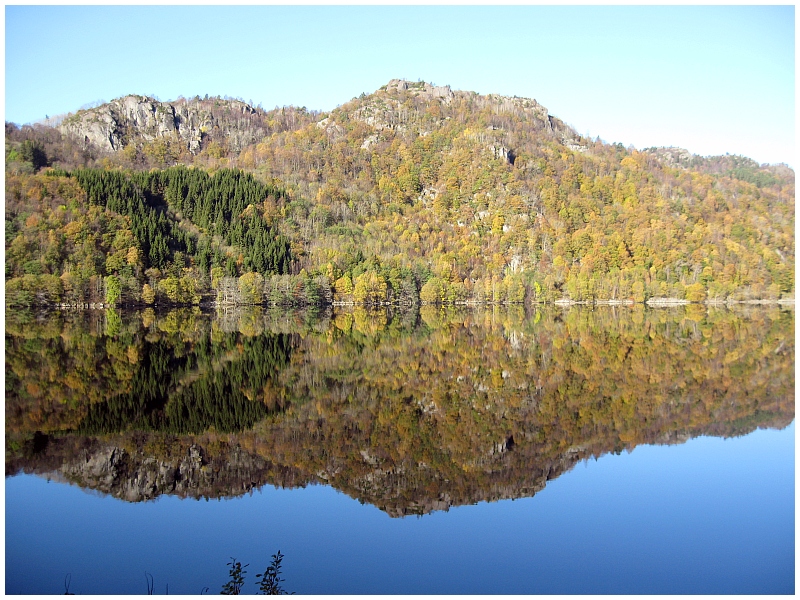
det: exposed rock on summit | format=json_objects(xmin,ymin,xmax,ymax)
[
  {"xmin": 59, "ymin": 95, "xmax": 264, "ymax": 154},
  {"xmin": 55, "ymin": 79, "xmax": 572, "ymax": 164},
  {"xmin": 383, "ymin": 78, "xmax": 455, "ymax": 103}
]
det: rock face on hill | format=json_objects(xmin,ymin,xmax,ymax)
[
  {"xmin": 57, "ymin": 80, "xmax": 574, "ymax": 157},
  {"xmin": 341, "ymin": 78, "xmax": 566, "ymax": 139},
  {"xmin": 58, "ymin": 95, "xmax": 264, "ymax": 154}
]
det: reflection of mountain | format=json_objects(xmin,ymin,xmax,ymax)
[
  {"xmin": 6, "ymin": 306, "xmax": 794, "ymax": 515},
  {"xmin": 9, "ymin": 435, "xmax": 310, "ymax": 503}
]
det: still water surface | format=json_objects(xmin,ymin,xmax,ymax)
[{"xmin": 5, "ymin": 305, "xmax": 795, "ymax": 594}]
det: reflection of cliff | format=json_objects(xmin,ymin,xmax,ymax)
[
  {"xmin": 7, "ymin": 434, "xmax": 310, "ymax": 502},
  {"xmin": 5, "ymin": 305, "xmax": 795, "ymax": 514},
  {"xmin": 6, "ymin": 409, "xmax": 790, "ymax": 510}
]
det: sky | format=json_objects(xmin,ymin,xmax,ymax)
[{"xmin": 4, "ymin": 5, "xmax": 795, "ymax": 166}]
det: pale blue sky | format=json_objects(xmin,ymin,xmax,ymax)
[{"xmin": 5, "ymin": 5, "xmax": 795, "ymax": 166}]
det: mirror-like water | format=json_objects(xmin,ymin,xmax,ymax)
[{"xmin": 5, "ymin": 305, "xmax": 795, "ymax": 594}]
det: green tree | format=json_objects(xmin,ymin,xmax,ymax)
[
  {"xmin": 104, "ymin": 275, "xmax": 121, "ymax": 306},
  {"xmin": 420, "ymin": 277, "xmax": 446, "ymax": 303},
  {"xmin": 685, "ymin": 282, "xmax": 706, "ymax": 303},
  {"xmin": 19, "ymin": 140, "xmax": 47, "ymax": 170},
  {"xmin": 239, "ymin": 272, "xmax": 265, "ymax": 304},
  {"xmin": 141, "ymin": 283, "xmax": 155, "ymax": 305},
  {"xmin": 353, "ymin": 271, "xmax": 387, "ymax": 304}
]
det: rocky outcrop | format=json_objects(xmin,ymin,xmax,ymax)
[
  {"xmin": 350, "ymin": 79, "xmax": 568, "ymax": 143},
  {"xmin": 642, "ymin": 146, "xmax": 695, "ymax": 169},
  {"xmin": 59, "ymin": 95, "xmax": 264, "ymax": 154},
  {"xmin": 343, "ymin": 447, "xmax": 584, "ymax": 518},
  {"xmin": 56, "ymin": 80, "xmax": 572, "ymax": 159},
  {"xmin": 383, "ymin": 79, "xmax": 455, "ymax": 103},
  {"xmin": 315, "ymin": 116, "xmax": 345, "ymax": 141}
]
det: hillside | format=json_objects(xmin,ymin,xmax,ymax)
[{"xmin": 5, "ymin": 79, "xmax": 794, "ymax": 307}]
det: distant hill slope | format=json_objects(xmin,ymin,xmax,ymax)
[{"xmin": 4, "ymin": 79, "xmax": 794, "ymax": 306}]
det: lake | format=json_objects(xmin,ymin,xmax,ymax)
[{"xmin": 5, "ymin": 304, "xmax": 795, "ymax": 594}]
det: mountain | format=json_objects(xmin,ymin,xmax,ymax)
[{"xmin": 4, "ymin": 79, "xmax": 795, "ymax": 307}]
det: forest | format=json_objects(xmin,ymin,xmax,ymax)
[{"xmin": 5, "ymin": 80, "xmax": 795, "ymax": 308}]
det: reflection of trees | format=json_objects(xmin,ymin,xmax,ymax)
[
  {"xmin": 247, "ymin": 304, "xmax": 794, "ymax": 514},
  {"xmin": 5, "ymin": 310, "xmax": 139, "ymax": 435},
  {"xmin": 6, "ymin": 309, "xmax": 296, "ymax": 437},
  {"xmin": 5, "ymin": 306, "xmax": 794, "ymax": 513},
  {"xmin": 77, "ymin": 333, "xmax": 292, "ymax": 435}
]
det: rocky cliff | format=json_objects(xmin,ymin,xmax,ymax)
[
  {"xmin": 56, "ymin": 80, "xmax": 577, "ymax": 158},
  {"xmin": 58, "ymin": 95, "xmax": 265, "ymax": 154}
]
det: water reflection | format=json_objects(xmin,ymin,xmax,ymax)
[{"xmin": 6, "ymin": 305, "xmax": 794, "ymax": 514}]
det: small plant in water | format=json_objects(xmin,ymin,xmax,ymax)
[
  {"xmin": 219, "ymin": 551, "xmax": 292, "ymax": 594},
  {"xmin": 221, "ymin": 557, "xmax": 248, "ymax": 595},
  {"xmin": 145, "ymin": 571, "xmax": 154, "ymax": 595},
  {"xmin": 257, "ymin": 550, "xmax": 290, "ymax": 595},
  {"xmin": 62, "ymin": 551, "xmax": 291, "ymax": 594}
]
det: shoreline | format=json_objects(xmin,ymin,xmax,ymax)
[{"xmin": 29, "ymin": 297, "xmax": 797, "ymax": 311}]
